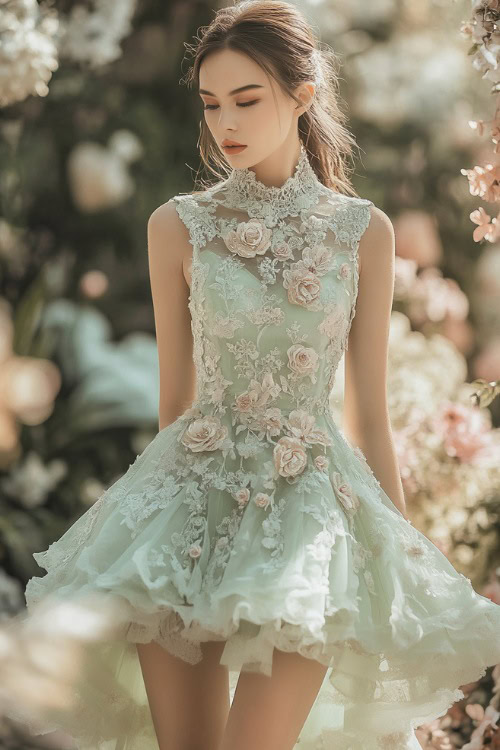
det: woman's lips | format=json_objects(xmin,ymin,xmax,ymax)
[{"xmin": 223, "ymin": 144, "xmax": 247, "ymax": 153}]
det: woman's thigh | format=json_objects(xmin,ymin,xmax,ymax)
[
  {"xmin": 219, "ymin": 647, "xmax": 329, "ymax": 750},
  {"xmin": 136, "ymin": 638, "xmax": 230, "ymax": 750}
]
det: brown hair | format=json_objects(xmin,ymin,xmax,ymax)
[{"xmin": 180, "ymin": 0, "xmax": 362, "ymax": 197}]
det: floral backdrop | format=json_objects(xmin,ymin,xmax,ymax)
[{"xmin": 0, "ymin": 0, "xmax": 499, "ymax": 748}]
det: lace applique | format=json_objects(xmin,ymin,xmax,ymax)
[
  {"xmin": 220, "ymin": 142, "xmax": 326, "ymax": 224},
  {"xmin": 155, "ymin": 148, "xmax": 374, "ymax": 578}
]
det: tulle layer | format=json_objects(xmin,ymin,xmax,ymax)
[{"xmin": 9, "ymin": 413, "xmax": 500, "ymax": 750}]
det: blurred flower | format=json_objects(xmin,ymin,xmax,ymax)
[
  {"xmin": 431, "ymin": 401, "xmax": 498, "ymax": 465},
  {"xmin": 349, "ymin": 33, "xmax": 469, "ymax": 127},
  {"xmin": 394, "ymin": 210, "xmax": 443, "ymax": 267},
  {"xmin": 1, "ymin": 592, "xmax": 131, "ymax": 734},
  {"xmin": 0, "ymin": 356, "xmax": 61, "ymax": 424},
  {"xmin": 462, "ymin": 704, "xmax": 500, "ymax": 750},
  {"xmin": 67, "ymin": 139, "xmax": 136, "ymax": 212},
  {"xmin": 387, "ymin": 311, "xmax": 467, "ymax": 427},
  {"xmin": 407, "ymin": 268, "xmax": 469, "ymax": 326},
  {"xmin": 1, "ymin": 451, "xmax": 67, "ymax": 508},
  {"xmin": 0, "ymin": 0, "xmax": 59, "ymax": 107},
  {"xmin": 381, "ymin": 314, "xmax": 500, "ymax": 558},
  {"xmin": 108, "ymin": 129, "xmax": 143, "ymax": 164},
  {"xmin": 394, "ymin": 256, "xmax": 418, "ymax": 299},
  {"xmin": 0, "ymin": 299, "xmax": 61, "ymax": 457},
  {"xmin": 79, "ymin": 270, "xmax": 109, "ymax": 298},
  {"xmin": 440, "ymin": 318, "xmax": 475, "ymax": 355},
  {"xmin": 58, "ymin": 0, "xmax": 137, "ymax": 68}
]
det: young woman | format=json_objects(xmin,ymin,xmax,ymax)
[{"xmin": 18, "ymin": 2, "xmax": 500, "ymax": 750}]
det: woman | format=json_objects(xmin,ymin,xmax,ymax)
[{"xmin": 17, "ymin": 2, "xmax": 500, "ymax": 749}]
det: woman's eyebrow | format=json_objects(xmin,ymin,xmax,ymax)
[{"xmin": 198, "ymin": 84, "xmax": 265, "ymax": 96}]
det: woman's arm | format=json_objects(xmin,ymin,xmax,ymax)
[
  {"xmin": 147, "ymin": 201, "xmax": 197, "ymax": 432},
  {"xmin": 343, "ymin": 205, "xmax": 408, "ymax": 520}
]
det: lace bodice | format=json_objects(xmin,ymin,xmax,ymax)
[{"xmin": 171, "ymin": 143, "xmax": 373, "ymax": 421}]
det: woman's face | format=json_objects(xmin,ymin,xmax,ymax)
[{"xmin": 198, "ymin": 47, "xmax": 307, "ymax": 168}]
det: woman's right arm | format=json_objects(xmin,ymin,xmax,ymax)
[{"xmin": 147, "ymin": 201, "xmax": 197, "ymax": 431}]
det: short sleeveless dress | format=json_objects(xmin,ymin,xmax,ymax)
[{"xmin": 8, "ymin": 144, "xmax": 500, "ymax": 750}]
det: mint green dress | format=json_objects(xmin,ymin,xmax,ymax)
[{"xmin": 12, "ymin": 144, "xmax": 500, "ymax": 750}]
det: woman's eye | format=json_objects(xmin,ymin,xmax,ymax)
[{"xmin": 203, "ymin": 100, "xmax": 259, "ymax": 110}]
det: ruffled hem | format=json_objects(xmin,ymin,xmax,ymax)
[
  {"xmin": 10, "ymin": 417, "xmax": 500, "ymax": 750},
  {"xmin": 5, "ymin": 582, "xmax": 500, "ymax": 750}
]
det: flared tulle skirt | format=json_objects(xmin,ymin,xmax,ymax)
[{"xmin": 6, "ymin": 411, "xmax": 500, "ymax": 750}]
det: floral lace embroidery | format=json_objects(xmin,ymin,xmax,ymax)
[
  {"xmin": 123, "ymin": 146, "xmax": 374, "ymax": 581},
  {"xmin": 29, "ymin": 145, "xmax": 376, "ymax": 605}
]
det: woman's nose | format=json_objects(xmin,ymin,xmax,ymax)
[{"xmin": 218, "ymin": 107, "xmax": 238, "ymax": 129}]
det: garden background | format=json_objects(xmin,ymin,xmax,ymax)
[{"xmin": 0, "ymin": 0, "xmax": 499, "ymax": 748}]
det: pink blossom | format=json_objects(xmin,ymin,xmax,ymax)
[
  {"xmin": 431, "ymin": 401, "xmax": 496, "ymax": 464},
  {"xmin": 254, "ymin": 492, "xmax": 271, "ymax": 509},
  {"xmin": 234, "ymin": 488, "xmax": 250, "ymax": 507}
]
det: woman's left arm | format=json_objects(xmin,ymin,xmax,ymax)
[{"xmin": 342, "ymin": 205, "xmax": 409, "ymax": 520}]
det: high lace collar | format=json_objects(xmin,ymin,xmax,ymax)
[{"xmin": 221, "ymin": 142, "xmax": 325, "ymax": 224}]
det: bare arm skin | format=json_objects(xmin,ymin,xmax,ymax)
[
  {"xmin": 343, "ymin": 206, "xmax": 408, "ymax": 520},
  {"xmin": 147, "ymin": 201, "xmax": 197, "ymax": 431}
]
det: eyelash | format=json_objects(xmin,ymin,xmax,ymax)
[{"xmin": 203, "ymin": 100, "xmax": 259, "ymax": 110}]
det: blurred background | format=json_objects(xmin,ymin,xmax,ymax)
[{"xmin": 0, "ymin": 0, "xmax": 499, "ymax": 747}]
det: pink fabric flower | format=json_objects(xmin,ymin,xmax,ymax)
[
  {"xmin": 272, "ymin": 243, "xmax": 293, "ymax": 261},
  {"xmin": 234, "ymin": 488, "xmax": 250, "ymax": 507},
  {"xmin": 330, "ymin": 471, "xmax": 360, "ymax": 517},
  {"xmin": 314, "ymin": 455, "xmax": 329, "ymax": 472},
  {"xmin": 286, "ymin": 409, "xmax": 332, "ymax": 447},
  {"xmin": 234, "ymin": 372, "xmax": 281, "ymax": 414},
  {"xmin": 287, "ymin": 344, "xmax": 319, "ymax": 382},
  {"xmin": 254, "ymin": 492, "xmax": 271, "ymax": 509},
  {"xmin": 181, "ymin": 415, "xmax": 228, "ymax": 452},
  {"xmin": 258, "ymin": 407, "xmax": 283, "ymax": 437},
  {"xmin": 299, "ymin": 245, "xmax": 335, "ymax": 276},
  {"xmin": 273, "ymin": 436, "xmax": 308, "ymax": 477},
  {"xmin": 318, "ymin": 305, "xmax": 347, "ymax": 339},
  {"xmin": 223, "ymin": 219, "xmax": 272, "ymax": 258},
  {"xmin": 188, "ymin": 544, "xmax": 202, "ymax": 558},
  {"xmin": 282, "ymin": 267, "xmax": 321, "ymax": 308}
]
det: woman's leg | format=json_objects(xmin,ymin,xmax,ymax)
[
  {"xmin": 136, "ymin": 639, "xmax": 230, "ymax": 750},
  {"xmin": 219, "ymin": 647, "xmax": 329, "ymax": 750}
]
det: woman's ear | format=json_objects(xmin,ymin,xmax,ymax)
[{"xmin": 294, "ymin": 82, "xmax": 316, "ymax": 114}]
